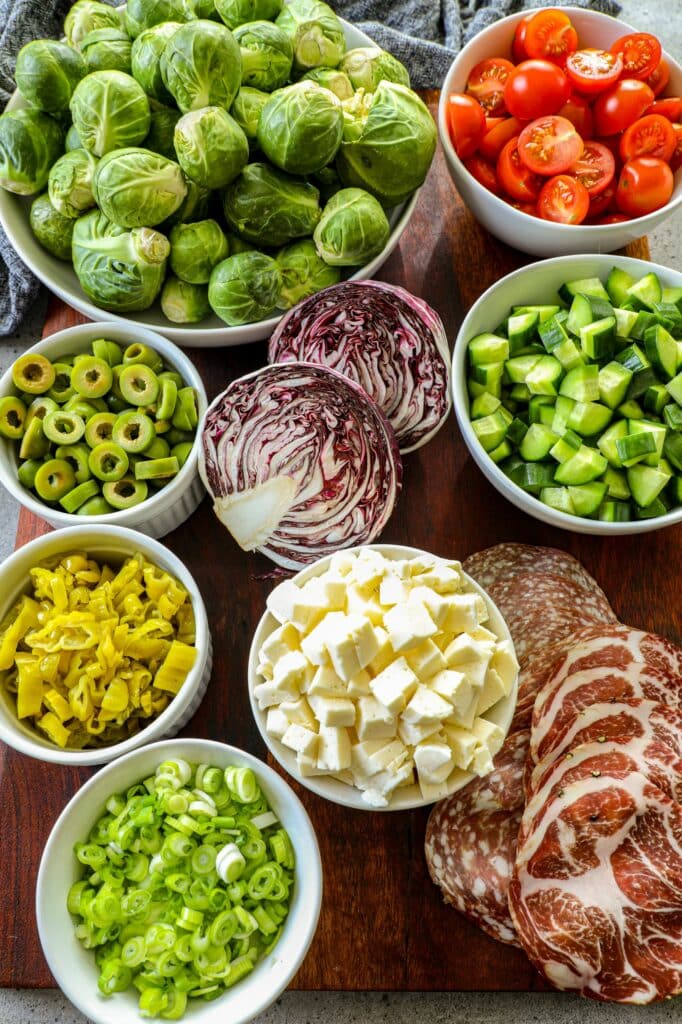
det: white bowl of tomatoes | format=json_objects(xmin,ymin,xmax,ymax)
[{"xmin": 439, "ymin": 6, "xmax": 682, "ymax": 256}]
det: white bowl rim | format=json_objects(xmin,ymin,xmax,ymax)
[
  {"xmin": 36, "ymin": 736, "xmax": 323, "ymax": 1024},
  {"xmin": 0, "ymin": 524, "xmax": 210, "ymax": 765},
  {"xmin": 247, "ymin": 542, "xmax": 520, "ymax": 811},
  {"xmin": 451, "ymin": 253, "xmax": 682, "ymax": 536}
]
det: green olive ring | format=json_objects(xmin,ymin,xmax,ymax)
[
  {"xmin": 0, "ymin": 396, "xmax": 27, "ymax": 439},
  {"xmin": 103, "ymin": 476, "xmax": 148, "ymax": 510},
  {"xmin": 134, "ymin": 456, "xmax": 180, "ymax": 481},
  {"xmin": 84, "ymin": 412, "xmax": 117, "ymax": 448},
  {"xmin": 19, "ymin": 418, "xmax": 49, "ymax": 461},
  {"xmin": 77, "ymin": 495, "xmax": 115, "ymax": 516},
  {"xmin": 119, "ymin": 364, "xmax": 160, "ymax": 407},
  {"xmin": 42, "ymin": 410, "xmax": 86, "ymax": 445},
  {"xmin": 12, "ymin": 354, "xmax": 56, "ymax": 395},
  {"xmin": 122, "ymin": 343, "xmax": 163, "ymax": 373},
  {"xmin": 111, "ymin": 410, "xmax": 155, "ymax": 454},
  {"xmin": 92, "ymin": 339, "xmax": 123, "ymax": 366},
  {"xmin": 55, "ymin": 443, "xmax": 92, "ymax": 483},
  {"xmin": 34, "ymin": 458, "xmax": 77, "ymax": 502},
  {"xmin": 71, "ymin": 355, "xmax": 114, "ymax": 399},
  {"xmin": 88, "ymin": 442, "xmax": 129, "ymax": 482},
  {"xmin": 46, "ymin": 363, "xmax": 76, "ymax": 404},
  {"xmin": 59, "ymin": 478, "xmax": 101, "ymax": 513}
]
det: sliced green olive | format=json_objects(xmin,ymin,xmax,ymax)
[
  {"xmin": 111, "ymin": 410, "xmax": 155, "ymax": 454},
  {"xmin": 63, "ymin": 397, "xmax": 100, "ymax": 420},
  {"xmin": 134, "ymin": 456, "xmax": 179, "ymax": 481},
  {"xmin": 19, "ymin": 417, "xmax": 49, "ymax": 460},
  {"xmin": 88, "ymin": 442, "xmax": 129, "ymax": 482},
  {"xmin": 25, "ymin": 396, "xmax": 58, "ymax": 430},
  {"xmin": 171, "ymin": 442, "xmax": 193, "ymax": 469},
  {"xmin": 158, "ymin": 370, "xmax": 183, "ymax": 388},
  {"xmin": 119, "ymin": 364, "xmax": 160, "ymax": 407},
  {"xmin": 17, "ymin": 458, "xmax": 42, "ymax": 489},
  {"xmin": 84, "ymin": 412, "xmax": 117, "ymax": 448},
  {"xmin": 71, "ymin": 356, "xmax": 113, "ymax": 399},
  {"xmin": 59, "ymin": 478, "xmax": 101, "ymax": 514},
  {"xmin": 77, "ymin": 495, "xmax": 115, "ymax": 516},
  {"xmin": 102, "ymin": 476, "xmax": 148, "ymax": 510},
  {"xmin": 43, "ymin": 410, "xmax": 86, "ymax": 445},
  {"xmin": 145, "ymin": 436, "xmax": 170, "ymax": 460},
  {"xmin": 12, "ymin": 354, "xmax": 56, "ymax": 395},
  {"xmin": 55, "ymin": 443, "xmax": 92, "ymax": 483},
  {"xmin": 122, "ymin": 343, "xmax": 163, "ymax": 373},
  {"xmin": 46, "ymin": 363, "xmax": 76, "ymax": 404},
  {"xmin": 92, "ymin": 339, "xmax": 123, "ymax": 366},
  {"xmin": 154, "ymin": 419, "xmax": 171, "ymax": 435},
  {"xmin": 34, "ymin": 458, "xmax": 76, "ymax": 502},
  {"xmin": 110, "ymin": 365, "xmax": 125, "ymax": 402},
  {"xmin": 156, "ymin": 379, "xmax": 178, "ymax": 421},
  {"xmin": 171, "ymin": 387, "xmax": 198, "ymax": 431},
  {"xmin": 0, "ymin": 396, "xmax": 27, "ymax": 439}
]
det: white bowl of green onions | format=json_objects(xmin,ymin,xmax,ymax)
[{"xmin": 36, "ymin": 738, "xmax": 323, "ymax": 1024}]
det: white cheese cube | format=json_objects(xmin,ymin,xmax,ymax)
[
  {"xmin": 317, "ymin": 725, "xmax": 351, "ymax": 772},
  {"xmin": 300, "ymin": 612, "xmax": 341, "ymax": 666},
  {"xmin": 469, "ymin": 625, "xmax": 498, "ymax": 644},
  {"xmin": 259, "ymin": 622, "xmax": 300, "ymax": 667},
  {"xmin": 257, "ymin": 659, "xmax": 273, "ymax": 680},
  {"xmin": 404, "ymin": 639, "xmax": 446, "ymax": 680},
  {"xmin": 347, "ymin": 669, "xmax": 372, "ymax": 698},
  {"xmin": 329, "ymin": 551, "xmax": 356, "ymax": 576},
  {"xmin": 301, "ymin": 574, "xmax": 346, "ymax": 610},
  {"xmin": 401, "ymin": 685, "xmax": 452, "ymax": 726},
  {"xmin": 329, "ymin": 769, "xmax": 354, "ymax": 786},
  {"xmin": 359, "ymin": 760, "xmax": 414, "ymax": 807},
  {"xmin": 350, "ymin": 614, "xmax": 381, "ymax": 669},
  {"xmin": 384, "ymin": 601, "xmax": 437, "ymax": 653},
  {"xmin": 429, "ymin": 669, "xmax": 473, "ymax": 718},
  {"xmin": 351, "ymin": 739, "xmax": 387, "ymax": 778},
  {"xmin": 266, "ymin": 579, "xmax": 326, "ymax": 631},
  {"xmin": 297, "ymin": 752, "xmax": 329, "ymax": 777},
  {"xmin": 308, "ymin": 694, "xmax": 355, "ymax": 727},
  {"xmin": 345, "ymin": 583, "xmax": 384, "ymax": 625},
  {"xmin": 265, "ymin": 706, "xmax": 289, "ymax": 739},
  {"xmin": 369, "ymin": 657, "xmax": 418, "ymax": 714},
  {"xmin": 253, "ymin": 675, "xmax": 299, "ymax": 710},
  {"xmin": 316, "ymin": 616, "xmax": 359, "ymax": 680},
  {"xmin": 353, "ymin": 548, "xmax": 388, "ymax": 587},
  {"xmin": 368, "ymin": 626, "xmax": 394, "ymax": 674},
  {"xmin": 444, "ymin": 634, "xmax": 493, "ymax": 683},
  {"xmin": 279, "ymin": 696, "xmax": 316, "ymax": 727},
  {"xmin": 414, "ymin": 739, "xmax": 454, "ymax": 785},
  {"xmin": 356, "ymin": 696, "xmax": 396, "ymax": 741},
  {"xmin": 411, "ymin": 559, "xmax": 462, "ymax": 593},
  {"xmin": 407, "ymin": 554, "xmax": 438, "ymax": 576},
  {"xmin": 418, "ymin": 770, "xmax": 469, "ymax": 802},
  {"xmin": 273, "ymin": 650, "xmax": 309, "ymax": 688},
  {"xmin": 307, "ymin": 665, "xmax": 348, "ymax": 698},
  {"xmin": 407, "ymin": 585, "xmax": 452, "ymax": 628},
  {"xmin": 440, "ymin": 593, "xmax": 483, "ymax": 634},
  {"xmin": 379, "ymin": 573, "xmax": 410, "ymax": 606},
  {"xmin": 281, "ymin": 723, "xmax": 319, "ymax": 757},
  {"xmin": 360, "ymin": 738, "xmax": 409, "ymax": 776},
  {"xmin": 444, "ymin": 689, "xmax": 478, "ymax": 731},
  {"xmin": 442, "ymin": 724, "xmax": 478, "ymax": 770},
  {"xmin": 491, "ymin": 640, "xmax": 520, "ymax": 689},
  {"xmin": 471, "ymin": 718, "xmax": 505, "ymax": 776},
  {"xmin": 398, "ymin": 719, "xmax": 441, "ymax": 746},
  {"xmin": 476, "ymin": 667, "xmax": 509, "ymax": 715}
]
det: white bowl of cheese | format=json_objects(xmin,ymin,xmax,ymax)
[{"xmin": 247, "ymin": 545, "xmax": 519, "ymax": 811}]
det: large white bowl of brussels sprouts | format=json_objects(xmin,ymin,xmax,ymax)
[{"xmin": 0, "ymin": 0, "xmax": 435, "ymax": 347}]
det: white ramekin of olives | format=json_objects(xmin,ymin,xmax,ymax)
[{"xmin": 0, "ymin": 321, "xmax": 207, "ymax": 538}]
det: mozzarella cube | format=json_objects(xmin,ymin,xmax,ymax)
[
  {"xmin": 404, "ymin": 639, "xmax": 446, "ymax": 680},
  {"xmin": 281, "ymin": 723, "xmax": 319, "ymax": 757},
  {"xmin": 476, "ymin": 667, "xmax": 509, "ymax": 715},
  {"xmin": 347, "ymin": 669, "xmax": 372, "ymax": 698},
  {"xmin": 418, "ymin": 770, "xmax": 468, "ymax": 802},
  {"xmin": 329, "ymin": 769, "xmax": 354, "ymax": 786},
  {"xmin": 350, "ymin": 614, "xmax": 381, "ymax": 669},
  {"xmin": 253, "ymin": 674, "xmax": 299, "ymax": 709},
  {"xmin": 379, "ymin": 573, "xmax": 410, "ymax": 606},
  {"xmin": 297, "ymin": 752, "xmax": 329, "ymax": 777},
  {"xmin": 414, "ymin": 739, "xmax": 454, "ymax": 785},
  {"xmin": 442, "ymin": 724, "xmax": 478, "ymax": 770},
  {"xmin": 301, "ymin": 573, "xmax": 346, "ymax": 610},
  {"xmin": 307, "ymin": 665, "xmax": 348, "ymax": 698},
  {"xmin": 345, "ymin": 583, "xmax": 384, "ymax": 625},
  {"xmin": 429, "ymin": 669, "xmax": 473, "ymax": 718},
  {"xmin": 265, "ymin": 706, "xmax": 289, "ymax": 739},
  {"xmin": 362, "ymin": 738, "xmax": 409, "ymax": 776},
  {"xmin": 257, "ymin": 659, "xmax": 273, "ymax": 681},
  {"xmin": 308, "ymin": 694, "xmax": 355, "ymax": 727},
  {"xmin": 317, "ymin": 726, "xmax": 351, "ymax": 772},
  {"xmin": 329, "ymin": 550, "xmax": 356, "ymax": 576},
  {"xmin": 369, "ymin": 657, "xmax": 418, "ymax": 714},
  {"xmin": 279, "ymin": 696, "xmax": 316, "ymax": 727},
  {"xmin": 266, "ymin": 579, "xmax": 326, "ymax": 631},
  {"xmin": 444, "ymin": 634, "xmax": 492, "ymax": 682},
  {"xmin": 300, "ymin": 612, "xmax": 342, "ymax": 666},
  {"xmin": 444, "ymin": 688, "xmax": 478, "ymax": 730},
  {"xmin": 408, "ymin": 585, "xmax": 453, "ymax": 628},
  {"xmin": 401, "ymin": 685, "xmax": 452, "ymax": 726},
  {"xmin": 259, "ymin": 623, "xmax": 301, "ymax": 667},
  {"xmin": 351, "ymin": 739, "xmax": 387, "ymax": 778},
  {"xmin": 491, "ymin": 640, "xmax": 520, "ymax": 689},
  {"xmin": 369, "ymin": 626, "xmax": 394, "ymax": 674},
  {"xmin": 358, "ymin": 760, "xmax": 414, "ymax": 807},
  {"xmin": 440, "ymin": 593, "xmax": 483, "ymax": 634},
  {"xmin": 356, "ymin": 695, "xmax": 396, "ymax": 741},
  {"xmin": 469, "ymin": 625, "xmax": 498, "ymax": 644},
  {"xmin": 471, "ymin": 718, "xmax": 505, "ymax": 776},
  {"xmin": 322, "ymin": 618, "xmax": 360, "ymax": 680},
  {"xmin": 398, "ymin": 718, "xmax": 441, "ymax": 746},
  {"xmin": 273, "ymin": 650, "xmax": 309, "ymax": 688},
  {"xmin": 384, "ymin": 601, "xmax": 437, "ymax": 653},
  {"xmin": 412, "ymin": 560, "xmax": 462, "ymax": 593},
  {"xmin": 353, "ymin": 548, "xmax": 388, "ymax": 587}
]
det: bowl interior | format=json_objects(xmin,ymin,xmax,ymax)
[
  {"xmin": 36, "ymin": 737, "xmax": 322, "ymax": 1024},
  {"xmin": 248, "ymin": 543, "xmax": 519, "ymax": 811}
]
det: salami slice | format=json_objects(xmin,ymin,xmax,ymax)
[
  {"xmin": 425, "ymin": 730, "xmax": 528, "ymax": 946},
  {"xmin": 463, "ymin": 544, "xmax": 612, "ymax": 607}
]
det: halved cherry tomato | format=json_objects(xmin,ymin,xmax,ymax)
[
  {"xmin": 616, "ymin": 156, "xmax": 674, "ymax": 216},
  {"xmin": 564, "ymin": 49, "xmax": 623, "ymax": 94},
  {"xmin": 517, "ymin": 115, "xmax": 583, "ymax": 175},
  {"xmin": 484, "ymin": 116, "xmax": 506, "ymax": 132},
  {"xmin": 596, "ymin": 134, "xmax": 622, "ymax": 162},
  {"xmin": 466, "ymin": 58, "xmax": 515, "ymax": 116},
  {"xmin": 594, "ymin": 213, "xmax": 631, "ymax": 224},
  {"xmin": 671, "ymin": 124, "xmax": 682, "ymax": 173},
  {"xmin": 479, "ymin": 116, "xmax": 525, "ymax": 162},
  {"xmin": 620, "ymin": 114, "xmax": 676, "ymax": 163},
  {"xmin": 593, "ymin": 79, "xmax": 655, "ymax": 136},
  {"xmin": 647, "ymin": 97, "xmax": 682, "ymax": 122},
  {"xmin": 570, "ymin": 141, "xmax": 615, "ymax": 196},
  {"xmin": 463, "ymin": 154, "xmax": 501, "ymax": 195},
  {"xmin": 447, "ymin": 93, "xmax": 486, "ymax": 159},
  {"xmin": 512, "ymin": 13, "xmax": 535, "ymax": 64},
  {"xmin": 504, "ymin": 60, "xmax": 571, "ymax": 120},
  {"xmin": 587, "ymin": 179, "xmax": 617, "ymax": 218},
  {"xmin": 537, "ymin": 174, "xmax": 590, "ymax": 223},
  {"xmin": 610, "ymin": 33, "xmax": 662, "ymax": 81},
  {"xmin": 646, "ymin": 58, "xmax": 670, "ymax": 98},
  {"xmin": 524, "ymin": 9, "xmax": 578, "ymax": 64},
  {"xmin": 559, "ymin": 95, "xmax": 593, "ymax": 137},
  {"xmin": 497, "ymin": 137, "xmax": 544, "ymax": 201},
  {"xmin": 509, "ymin": 200, "xmax": 538, "ymax": 216}
]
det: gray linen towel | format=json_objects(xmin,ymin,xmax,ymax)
[{"xmin": 0, "ymin": 0, "xmax": 620, "ymax": 337}]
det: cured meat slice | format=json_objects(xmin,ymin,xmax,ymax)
[
  {"xmin": 509, "ymin": 768, "xmax": 682, "ymax": 1003},
  {"xmin": 463, "ymin": 543, "xmax": 612, "ymax": 607},
  {"xmin": 425, "ymin": 730, "xmax": 528, "ymax": 946}
]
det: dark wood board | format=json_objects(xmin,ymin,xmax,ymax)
[{"xmin": 1, "ymin": 91, "xmax": 674, "ymax": 993}]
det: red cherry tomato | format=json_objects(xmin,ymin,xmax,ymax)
[
  {"xmin": 559, "ymin": 95, "xmax": 593, "ymax": 137},
  {"xmin": 671, "ymin": 124, "xmax": 682, "ymax": 173},
  {"xmin": 504, "ymin": 60, "xmax": 571, "ymax": 120},
  {"xmin": 570, "ymin": 140, "xmax": 616, "ymax": 196},
  {"xmin": 484, "ymin": 116, "xmax": 506, "ymax": 132},
  {"xmin": 537, "ymin": 174, "xmax": 590, "ymax": 223},
  {"xmin": 512, "ymin": 13, "xmax": 535, "ymax": 64},
  {"xmin": 509, "ymin": 200, "xmax": 538, "ymax": 216},
  {"xmin": 587, "ymin": 179, "xmax": 617, "ymax": 218},
  {"xmin": 610, "ymin": 33, "xmax": 662, "ymax": 81},
  {"xmin": 479, "ymin": 116, "xmax": 525, "ymax": 162},
  {"xmin": 466, "ymin": 58, "xmax": 515, "ymax": 116},
  {"xmin": 524, "ymin": 9, "xmax": 578, "ymax": 64},
  {"xmin": 616, "ymin": 156, "xmax": 674, "ymax": 216},
  {"xmin": 463, "ymin": 154, "xmax": 501, "ymax": 195},
  {"xmin": 517, "ymin": 115, "xmax": 583, "ymax": 175},
  {"xmin": 646, "ymin": 58, "xmax": 670, "ymax": 98},
  {"xmin": 564, "ymin": 49, "xmax": 623, "ymax": 94},
  {"xmin": 596, "ymin": 134, "xmax": 622, "ymax": 163},
  {"xmin": 593, "ymin": 79, "xmax": 655, "ymax": 136},
  {"xmin": 447, "ymin": 93, "xmax": 487, "ymax": 159},
  {"xmin": 497, "ymin": 137, "xmax": 544, "ymax": 201},
  {"xmin": 646, "ymin": 97, "xmax": 682, "ymax": 122},
  {"xmin": 620, "ymin": 114, "xmax": 676, "ymax": 163}
]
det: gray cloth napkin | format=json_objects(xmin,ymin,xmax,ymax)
[{"xmin": 0, "ymin": 0, "xmax": 621, "ymax": 337}]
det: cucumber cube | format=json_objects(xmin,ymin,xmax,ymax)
[
  {"xmin": 664, "ymin": 404, "xmax": 682, "ymax": 430},
  {"xmin": 630, "ymin": 310, "xmax": 659, "ymax": 342},
  {"xmin": 540, "ymin": 486, "xmax": 576, "ymax": 515},
  {"xmin": 560, "ymin": 364, "xmax": 599, "ymax": 402},
  {"xmin": 505, "ymin": 355, "xmax": 542, "ymax": 383},
  {"xmin": 644, "ymin": 324, "xmax": 678, "ymax": 380},
  {"xmin": 558, "ymin": 277, "xmax": 610, "ymax": 304},
  {"xmin": 468, "ymin": 377, "xmax": 502, "ymax": 400},
  {"xmin": 616, "ymin": 343, "xmax": 650, "ymax": 373},
  {"xmin": 553, "ymin": 337, "xmax": 584, "ymax": 370},
  {"xmin": 614, "ymin": 307, "xmax": 638, "ymax": 339},
  {"xmin": 538, "ymin": 312, "xmax": 570, "ymax": 352},
  {"xmin": 603, "ymin": 466, "xmax": 631, "ymax": 500},
  {"xmin": 599, "ymin": 361, "xmax": 632, "ymax": 409},
  {"xmin": 627, "ymin": 463, "xmax": 671, "ymax": 507},
  {"xmin": 509, "ymin": 383, "xmax": 532, "ymax": 402},
  {"xmin": 598, "ymin": 419, "xmax": 629, "ymax": 467},
  {"xmin": 598, "ymin": 500, "xmax": 632, "ymax": 522},
  {"xmin": 507, "ymin": 417, "xmax": 529, "ymax": 446},
  {"xmin": 489, "ymin": 439, "xmax": 513, "ymax": 464},
  {"xmin": 568, "ymin": 481, "xmax": 608, "ymax": 517},
  {"xmin": 519, "ymin": 423, "xmax": 558, "ymax": 461},
  {"xmin": 643, "ymin": 384, "xmax": 671, "ymax": 416},
  {"xmin": 552, "ymin": 395, "xmax": 576, "ymax": 435},
  {"xmin": 507, "ymin": 312, "xmax": 539, "ymax": 353},
  {"xmin": 580, "ymin": 316, "xmax": 616, "ymax": 360},
  {"xmin": 554, "ymin": 446, "xmax": 608, "ymax": 485},
  {"xmin": 566, "ymin": 294, "xmax": 593, "ymax": 336},
  {"xmin": 665, "ymin": 371, "xmax": 682, "ymax": 406},
  {"xmin": 615, "ymin": 431, "xmax": 657, "ymax": 467},
  {"xmin": 470, "ymin": 393, "xmax": 501, "ymax": 418},
  {"xmin": 550, "ymin": 428, "xmax": 582, "ymax": 464},
  {"xmin": 526, "ymin": 355, "xmax": 563, "ymax": 396},
  {"xmin": 626, "ymin": 271, "xmax": 662, "ymax": 312},
  {"xmin": 512, "ymin": 304, "xmax": 561, "ymax": 323},
  {"xmin": 606, "ymin": 267, "xmax": 635, "ymax": 307},
  {"xmin": 628, "ymin": 418, "xmax": 667, "ymax": 466},
  {"xmin": 617, "ymin": 398, "xmax": 645, "ymax": 420},
  {"xmin": 507, "ymin": 462, "xmax": 556, "ymax": 493},
  {"xmin": 663, "ymin": 432, "xmax": 682, "ymax": 472},
  {"xmin": 469, "ymin": 332, "xmax": 510, "ymax": 365},
  {"xmin": 567, "ymin": 401, "xmax": 612, "ymax": 437},
  {"xmin": 472, "ymin": 410, "xmax": 509, "ymax": 452}
]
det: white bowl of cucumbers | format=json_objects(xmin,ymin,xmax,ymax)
[{"xmin": 453, "ymin": 254, "xmax": 682, "ymax": 534}]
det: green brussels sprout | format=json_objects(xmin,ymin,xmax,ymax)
[
  {"xmin": 160, "ymin": 20, "xmax": 242, "ymax": 113},
  {"xmin": 80, "ymin": 29, "xmax": 133, "ymax": 74},
  {"xmin": 188, "ymin": 0, "xmax": 220, "ymax": 18},
  {"xmin": 339, "ymin": 47, "xmax": 410, "ymax": 93},
  {"xmin": 70, "ymin": 70, "xmax": 151, "ymax": 157},
  {"xmin": 301, "ymin": 67, "xmax": 353, "ymax": 100},
  {"xmin": 125, "ymin": 0, "xmax": 193, "ymax": 39},
  {"xmin": 275, "ymin": 0, "xmax": 345, "ymax": 73},
  {"xmin": 161, "ymin": 276, "xmax": 211, "ymax": 322},
  {"xmin": 144, "ymin": 106, "xmax": 181, "ymax": 160},
  {"xmin": 313, "ymin": 187, "xmax": 389, "ymax": 267},
  {"xmin": 73, "ymin": 209, "xmax": 170, "ymax": 311},
  {"xmin": 215, "ymin": 0, "xmax": 282, "ymax": 30},
  {"xmin": 48, "ymin": 148, "xmax": 98, "ymax": 219},
  {"xmin": 223, "ymin": 162, "xmax": 321, "ymax": 247},
  {"xmin": 337, "ymin": 82, "xmax": 437, "ymax": 207},
  {"xmin": 174, "ymin": 106, "xmax": 248, "ymax": 189},
  {"xmin": 131, "ymin": 23, "xmax": 183, "ymax": 104},
  {"xmin": 93, "ymin": 147, "xmax": 188, "ymax": 228},
  {"xmin": 275, "ymin": 238, "xmax": 340, "ymax": 308},
  {"xmin": 15, "ymin": 40, "xmax": 87, "ymax": 114},
  {"xmin": 161, "ymin": 178, "xmax": 211, "ymax": 228},
  {"xmin": 29, "ymin": 194, "xmax": 75, "ymax": 260},
  {"xmin": 65, "ymin": 1, "xmax": 125, "ymax": 50},
  {"xmin": 170, "ymin": 218, "xmax": 229, "ymax": 283},
  {"xmin": 230, "ymin": 86, "xmax": 268, "ymax": 141},
  {"xmin": 209, "ymin": 251, "xmax": 282, "ymax": 325},
  {"xmin": 234, "ymin": 20, "xmax": 293, "ymax": 91},
  {"xmin": 65, "ymin": 124, "xmax": 83, "ymax": 151},
  {"xmin": 0, "ymin": 109, "xmax": 64, "ymax": 196},
  {"xmin": 257, "ymin": 80, "xmax": 342, "ymax": 175}
]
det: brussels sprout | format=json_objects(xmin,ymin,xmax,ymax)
[
  {"xmin": 131, "ymin": 23, "xmax": 183, "ymax": 104},
  {"xmin": 161, "ymin": 276, "xmax": 211, "ymax": 322},
  {"xmin": 339, "ymin": 47, "xmax": 410, "ymax": 93},
  {"xmin": 174, "ymin": 106, "xmax": 248, "ymax": 189},
  {"xmin": 73, "ymin": 210, "xmax": 170, "ymax": 311},
  {"xmin": 209, "ymin": 251, "xmax": 281, "ymax": 325},
  {"xmin": 29, "ymin": 194, "xmax": 74, "ymax": 260},
  {"xmin": 170, "ymin": 219, "xmax": 229, "ymax": 283},
  {"xmin": 93, "ymin": 147, "xmax": 187, "ymax": 228},
  {"xmin": 275, "ymin": 238, "xmax": 340, "ymax": 308},
  {"xmin": 234, "ymin": 21, "xmax": 293, "ymax": 91},
  {"xmin": 215, "ymin": 0, "xmax": 282, "ymax": 30},
  {"xmin": 313, "ymin": 187, "xmax": 389, "ymax": 267},
  {"xmin": 160, "ymin": 20, "xmax": 242, "ymax": 113},
  {"xmin": 337, "ymin": 82, "xmax": 437, "ymax": 207},
  {"xmin": 70, "ymin": 70, "xmax": 151, "ymax": 157},
  {"xmin": 230, "ymin": 86, "xmax": 268, "ymax": 141},
  {"xmin": 257, "ymin": 80, "xmax": 342, "ymax": 176},
  {"xmin": 65, "ymin": 124, "xmax": 83, "ymax": 151},
  {"xmin": 0, "ymin": 109, "xmax": 64, "ymax": 196},
  {"xmin": 65, "ymin": 1, "xmax": 125, "ymax": 50},
  {"xmin": 162, "ymin": 178, "xmax": 211, "ymax": 228},
  {"xmin": 301, "ymin": 67, "xmax": 353, "ymax": 100},
  {"xmin": 223, "ymin": 162, "xmax": 321, "ymax": 247},
  {"xmin": 15, "ymin": 40, "xmax": 87, "ymax": 114},
  {"xmin": 125, "ymin": 0, "xmax": 193, "ymax": 39},
  {"xmin": 144, "ymin": 106, "xmax": 181, "ymax": 160},
  {"xmin": 80, "ymin": 29, "xmax": 133, "ymax": 74},
  {"xmin": 188, "ymin": 0, "xmax": 220, "ymax": 18},
  {"xmin": 48, "ymin": 148, "xmax": 98, "ymax": 219},
  {"xmin": 275, "ymin": 0, "xmax": 345, "ymax": 73}
]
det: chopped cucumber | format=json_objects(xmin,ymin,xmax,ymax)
[
  {"xmin": 606, "ymin": 267, "xmax": 635, "ymax": 307},
  {"xmin": 644, "ymin": 324, "xmax": 678, "ymax": 380},
  {"xmin": 519, "ymin": 423, "xmax": 558, "ymax": 461},
  {"xmin": 512, "ymin": 304, "xmax": 561, "ymax": 323},
  {"xmin": 616, "ymin": 343, "xmax": 650, "ymax": 374},
  {"xmin": 626, "ymin": 271, "xmax": 662, "ymax": 311},
  {"xmin": 627, "ymin": 463, "xmax": 671, "ymax": 507},
  {"xmin": 554, "ymin": 446, "xmax": 607, "ymax": 485},
  {"xmin": 470, "ymin": 393, "xmax": 501, "ymax": 418},
  {"xmin": 628, "ymin": 418, "xmax": 666, "ymax": 467},
  {"xmin": 598, "ymin": 419, "xmax": 629, "ymax": 468},
  {"xmin": 560, "ymin": 364, "xmax": 599, "ymax": 402},
  {"xmin": 470, "ymin": 362, "xmax": 505, "ymax": 389},
  {"xmin": 599, "ymin": 500, "xmax": 632, "ymax": 522},
  {"xmin": 509, "ymin": 383, "xmax": 531, "ymax": 401},
  {"xmin": 553, "ymin": 337, "xmax": 584, "ymax": 370},
  {"xmin": 559, "ymin": 277, "xmax": 610, "ymax": 304},
  {"xmin": 603, "ymin": 466, "xmax": 631, "ymax": 500},
  {"xmin": 664, "ymin": 404, "xmax": 682, "ymax": 430},
  {"xmin": 549, "ymin": 428, "xmax": 582, "ymax": 464},
  {"xmin": 507, "ymin": 312, "xmax": 538, "ymax": 352},
  {"xmin": 526, "ymin": 356, "xmax": 563, "ymax": 396},
  {"xmin": 580, "ymin": 316, "xmax": 615, "ymax": 361},
  {"xmin": 630, "ymin": 310, "xmax": 658, "ymax": 342},
  {"xmin": 614, "ymin": 307, "xmax": 638, "ymax": 339},
  {"xmin": 472, "ymin": 410, "xmax": 509, "ymax": 452},
  {"xmin": 566, "ymin": 401, "xmax": 612, "ymax": 437},
  {"xmin": 663, "ymin": 432, "xmax": 682, "ymax": 472},
  {"xmin": 635, "ymin": 496, "xmax": 669, "ymax": 520},
  {"xmin": 540, "ymin": 486, "xmax": 576, "ymax": 515},
  {"xmin": 507, "ymin": 461, "xmax": 556, "ymax": 493},
  {"xmin": 552, "ymin": 395, "xmax": 575, "ymax": 436},
  {"xmin": 662, "ymin": 286, "xmax": 682, "ymax": 311},
  {"xmin": 617, "ymin": 398, "xmax": 645, "ymax": 420},
  {"xmin": 489, "ymin": 439, "xmax": 513, "ymax": 464},
  {"xmin": 615, "ymin": 430, "xmax": 657, "ymax": 467},
  {"xmin": 505, "ymin": 355, "xmax": 541, "ymax": 383},
  {"xmin": 469, "ymin": 333, "xmax": 510, "ymax": 365},
  {"xmin": 568, "ymin": 481, "xmax": 608, "ymax": 516},
  {"xmin": 643, "ymin": 384, "xmax": 671, "ymax": 416},
  {"xmin": 599, "ymin": 361, "xmax": 632, "ymax": 409},
  {"xmin": 528, "ymin": 396, "xmax": 554, "ymax": 424},
  {"xmin": 539, "ymin": 312, "xmax": 570, "ymax": 352},
  {"xmin": 665, "ymin": 371, "xmax": 682, "ymax": 406},
  {"xmin": 566, "ymin": 294, "xmax": 593, "ymax": 336},
  {"xmin": 507, "ymin": 417, "xmax": 529, "ymax": 446}
]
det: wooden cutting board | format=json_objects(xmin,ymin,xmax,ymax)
[{"xmin": 1, "ymin": 92, "xmax": 678, "ymax": 993}]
